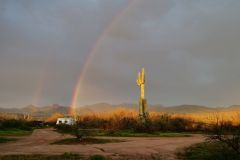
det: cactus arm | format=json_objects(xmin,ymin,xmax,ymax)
[
  {"xmin": 141, "ymin": 68, "xmax": 145, "ymax": 83},
  {"xmin": 136, "ymin": 79, "xmax": 140, "ymax": 86}
]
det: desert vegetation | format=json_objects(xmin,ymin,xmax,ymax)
[
  {"xmin": 0, "ymin": 119, "xmax": 34, "ymax": 137},
  {"xmin": 71, "ymin": 109, "xmax": 223, "ymax": 133},
  {"xmin": 0, "ymin": 152, "xmax": 109, "ymax": 160},
  {"xmin": 0, "ymin": 118, "xmax": 45, "ymax": 145},
  {"xmin": 54, "ymin": 109, "xmax": 240, "ymax": 159},
  {"xmin": 0, "ymin": 137, "xmax": 17, "ymax": 143},
  {"xmin": 1, "ymin": 108, "xmax": 240, "ymax": 137},
  {"xmin": 178, "ymin": 115, "xmax": 240, "ymax": 160},
  {"xmin": 1, "ymin": 108, "xmax": 240, "ymax": 159}
]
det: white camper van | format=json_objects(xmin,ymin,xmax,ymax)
[{"xmin": 56, "ymin": 117, "xmax": 76, "ymax": 125}]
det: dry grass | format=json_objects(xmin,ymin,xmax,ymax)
[
  {"xmin": 77, "ymin": 108, "xmax": 138, "ymax": 120},
  {"xmin": 76, "ymin": 108, "xmax": 240, "ymax": 125},
  {"xmin": 1, "ymin": 108, "xmax": 240, "ymax": 132},
  {"xmin": 172, "ymin": 111, "xmax": 240, "ymax": 125}
]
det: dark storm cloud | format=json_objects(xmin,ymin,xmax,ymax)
[
  {"xmin": 0, "ymin": 0, "xmax": 129, "ymax": 107},
  {"xmin": 81, "ymin": 0, "xmax": 240, "ymax": 107},
  {"xmin": 1, "ymin": 0, "xmax": 240, "ymax": 107}
]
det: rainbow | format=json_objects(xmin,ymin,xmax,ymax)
[
  {"xmin": 69, "ymin": 0, "xmax": 137, "ymax": 116},
  {"xmin": 32, "ymin": 59, "xmax": 50, "ymax": 106},
  {"xmin": 32, "ymin": 71, "xmax": 45, "ymax": 106}
]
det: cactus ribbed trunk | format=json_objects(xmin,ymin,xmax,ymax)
[{"xmin": 136, "ymin": 68, "xmax": 147, "ymax": 119}]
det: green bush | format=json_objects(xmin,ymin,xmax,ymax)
[
  {"xmin": 62, "ymin": 152, "xmax": 81, "ymax": 159},
  {"xmin": 89, "ymin": 155, "xmax": 107, "ymax": 160},
  {"xmin": 134, "ymin": 118, "xmax": 156, "ymax": 133},
  {"xmin": 0, "ymin": 119, "xmax": 32, "ymax": 130},
  {"xmin": 77, "ymin": 116, "xmax": 109, "ymax": 129},
  {"xmin": 0, "ymin": 153, "xmax": 83, "ymax": 160},
  {"xmin": 75, "ymin": 114, "xmax": 205, "ymax": 133},
  {"xmin": 56, "ymin": 124, "xmax": 74, "ymax": 134},
  {"xmin": 179, "ymin": 142, "xmax": 240, "ymax": 160},
  {"xmin": 0, "ymin": 137, "xmax": 17, "ymax": 143},
  {"xmin": 153, "ymin": 114, "xmax": 171, "ymax": 131},
  {"xmin": 208, "ymin": 120, "xmax": 240, "ymax": 154},
  {"xmin": 117, "ymin": 117, "xmax": 138, "ymax": 130},
  {"xmin": 168, "ymin": 117, "xmax": 192, "ymax": 132},
  {"xmin": 56, "ymin": 124, "xmax": 93, "ymax": 140}
]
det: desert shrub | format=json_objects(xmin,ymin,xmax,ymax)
[
  {"xmin": 113, "ymin": 117, "xmax": 137, "ymax": 130},
  {"xmin": 192, "ymin": 122, "xmax": 206, "ymax": 132},
  {"xmin": 208, "ymin": 119, "xmax": 240, "ymax": 154},
  {"xmin": 105, "ymin": 129, "xmax": 121, "ymax": 136},
  {"xmin": 0, "ymin": 153, "xmax": 83, "ymax": 160},
  {"xmin": 77, "ymin": 112, "xmax": 137, "ymax": 130},
  {"xmin": 152, "ymin": 114, "xmax": 171, "ymax": 131},
  {"xmin": 179, "ymin": 141, "xmax": 240, "ymax": 160},
  {"xmin": 0, "ymin": 119, "xmax": 32, "ymax": 130},
  {"xmin": 26, "ymin": 121, "xmax": 45, "ymax": 128},
  {"xmin": 134, "ymin": 118, "xmax": 156, "ymax": 133},
  {"xmin": 0, "ymin": 119, "xmax": 21, "ymax": 129},
  {"xmin": 191, "ymin": 115, "xmax": 240, "ymax": 159},
  {"xmin": 56, "ymin": 123, "xmax": 73, "ymax": 135},
  {"xmin": 71, "ymin": 109, "xmax": 240, "ymax": 133},
  {"xmin": 168, "ymin": 117, "xmax": 193, "ymax": 132},
  {"xmin": 78, "ymin": 116, "xmax": 109, "ymax": 129},
  {"xmin": 211, "ymin": 121, "xmax": 235, "ymax": 133},
  {"xmin": 56, "ymin": 124, "xmax": 74, "ymax": 134},
  {"xmin": 74, "ymin": 128, "xmax": 94, "ymax": 140},
  {"xmin": 74, "ymin": 111, "xmax": 204, "ymax": 133},
  {"xmin": 56, "ymin": 124, "xmax": 93, "ymax": 140},
  {"xmin": 62, "ymin": 152, "xmax": 82, "ymax": 159},
  {"xmin": 89, "ymin": 155, "xmax": 108, "ymax": 160},
  {"xmin": 0, "ymin": 137, "xmax": 17, "ymax": 143}
]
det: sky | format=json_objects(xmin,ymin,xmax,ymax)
[{"xmin": 1, "ymin": 0, "xmax": 240, "ymax": 108}]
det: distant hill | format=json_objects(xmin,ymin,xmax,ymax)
[
  {"xmin": 225, "ymin": 105, "xmax": 240, "ymax": 111},
  {"xmin": 152, "ymin": 105, "xmax": 218, "ymax": 113},
  {"xmin": 0, "ymin": 103, "xmax": 240, "ymax": 116},
  {"xmin": 0, "ymin": 104, "xmax": 69, "ymax": 116}
]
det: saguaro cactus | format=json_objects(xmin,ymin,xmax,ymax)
[{"xmin": 136, "ymin": 68, "xmax": 147, "ymax": 119}]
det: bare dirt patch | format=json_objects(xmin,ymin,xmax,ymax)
[{"xmin": 0, "ymin": 128, "xmax": 205, "ymax": 160}]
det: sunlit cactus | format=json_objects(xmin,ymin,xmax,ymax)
[{"xmin": 136, "ymin": 68, "xmax": 147, "ymax": 119}]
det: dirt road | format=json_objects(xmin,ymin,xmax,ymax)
[{"xmin": 0, "ymin": 128, "xmax": 205, "ymax": 160}]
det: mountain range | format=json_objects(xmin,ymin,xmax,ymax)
[{"xmin": 1, "ymin": 103, "xmax": 240, "ymax": 117}]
